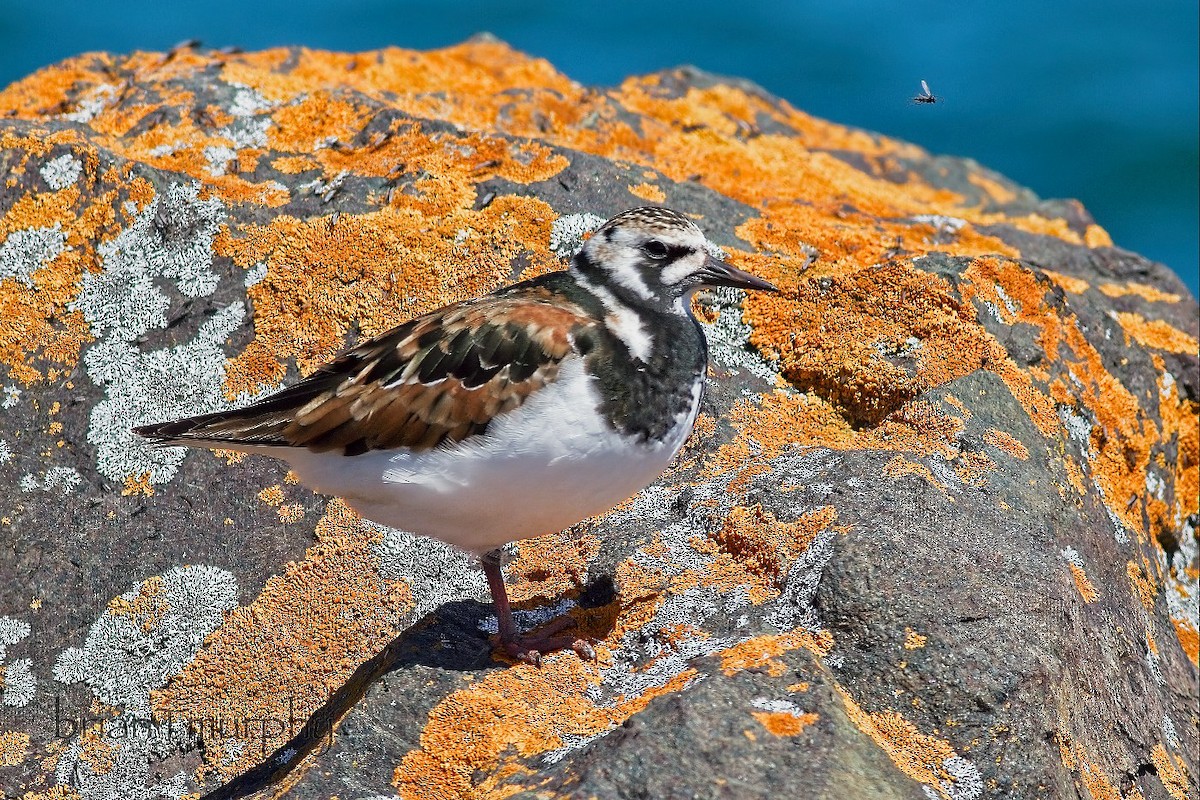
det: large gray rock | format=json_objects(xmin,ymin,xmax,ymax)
[{"xmin": 0, "ymin": 39, "xmax": 1195, "ymax": 799}]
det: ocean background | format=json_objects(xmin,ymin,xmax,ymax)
[{"xmin": 1, "ymin": 0, "xmax": 1196, "ymax": 295}]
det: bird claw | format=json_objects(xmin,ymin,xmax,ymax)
[{"xmin": 497, "ymin": 618, "xmax": 595, "ymax": 666}]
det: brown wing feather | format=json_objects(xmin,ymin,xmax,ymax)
[{"xmin": 135, "ymin": 288, "xmax": 595, "ymax": 456}]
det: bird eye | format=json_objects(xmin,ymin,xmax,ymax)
[{"xmin": 643, "ymin": 240, "xmax": 669, "ymax": 259}]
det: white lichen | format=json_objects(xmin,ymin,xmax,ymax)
[
  {"xmin": 69, "ymin": 181, "xmax": 246, "ymax": 483},
  {"xmin": 371, "ymin": 522, "xmax": 484, "ymax": 620},
  {"xmin": 1, "ymin": 658, "xmax": 36, "ymax": 707},
  {"xmin": 1163, "ymin": 714, "xmax": 1180, "ymax": 749},
  {"xmin": 222, "ymin": 115, "xmax": 270, "ymax": 149},
  {"xmin": 936, "ymin": 755, "xmax": 984, "ymax": 800},
  {"xmin": 750, "ymin": 697, "xmax": 805, "ymax": 714},
  {"xmin": 0, "ymin": 617, "xmax": 36, "ymax": 707},
  {"xmin": 994, "ymin": 284, "xmax": 1021, "ymax": 317},
  {"xmin": 72, "ymin": 181, "xmax": 224, "ymax": 340},
  {"xmin": 0, "ymin": 223, "xmax": 67, "ymax": 286},
  {"xmin": 1060, "ymin": 546, "xmax": 1086, "ymax": 571},
  {"xmin": 1145, "ymin": 469, "xmax": 1165, "ymax": 500},
  {"xmin": 1, "ymin": 385, "xmax": 19, "ymax": 409},
  {"xmin": 227, "ymin": 84, "xmax": 274, "ymax": 117},
  {"xmin": 149, "ymin": 142, "xmax": 184, "ymax": 157},
  {"xmin": 548, "ymin": 213, "xmax": 605, "ymax": 259},
  {"xmin": 912, "ymin": 214, "xmax": 967, "ymax": 244},
  {"xmin": 53, "ymin": 646, "xmax": 88, "ymax": 685},
  {"xmin": 0, "ymin": 616, "xmax": 32, "ymax": 660},
  {"xmin": 244, "ymin": 261, "xmax": 268, "ymax": 288},
  {"xmin": 980, "ymin": 300, "xmax": 1005, "ymax": 325},
  {"xmin": 0, "ymin": 439, "xmax": 11, "ymax": 465},
  {"xmin": 40, "ymin": 153, "xmax": 83, "ymax": 190},
  {"xmin": 1165, "ymin": 518, "xmax": 1198, "ymax": 649},
  {"xmin": 49, "ymin": 565, "xmax": 238, "ymax": 799},
  {"xmin": 19, "ymin": 466, "xmax": 83, "ymax": 493},
  {"xmin": 1058, "ymin": 407, "xmax": 1093, "ymax": 453},
  {"xmin": 87, "ymin": 303, "xmax": 242, "ymax": 482},
  {"xmin": 702, "ymin": 286, "xmax": 780, "ymax": 384},
  {"xmin": 62, "ymin": 83, "xmax": 118, "ymax": 122},
  {"xmin": 477, "ymin": 597, "xmax": 576, "ymax": 636},
  {"xmin": 70, "ymin": 565, "xmax": 238, "ymax": 712},
  {"xmin": 203, "ymin": 145, "xmax": 238, "ymax": 177}
]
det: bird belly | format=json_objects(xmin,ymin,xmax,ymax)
[{"xmin": 280, "ymin": 360, "xmax": 700, "ymax": 554}]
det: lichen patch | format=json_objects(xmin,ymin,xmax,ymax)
[{"xmin": 151, "ymin": 499, "xmax": 414, "ymax": 781}]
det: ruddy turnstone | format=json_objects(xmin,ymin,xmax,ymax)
[{"xmin": 135, "ymin": 206, "xmax": 778, "ymax": 663}]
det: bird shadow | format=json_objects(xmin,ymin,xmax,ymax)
[{"xmin": 198, "ymin": 574, "xmax": 618, "ymax": 800}]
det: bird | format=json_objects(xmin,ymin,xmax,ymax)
[{"xmin": 134, "ymin": 207, "xmax": 779, "ymax": 664}]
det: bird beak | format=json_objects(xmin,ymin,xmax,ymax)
[{"xmin": 697, "ymin": 254, "xmax": 779, "ymax": 293}]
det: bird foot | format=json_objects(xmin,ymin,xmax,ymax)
[{"xmin": 498, "ymin": 618, "xmax": 595, "ymax": 666}]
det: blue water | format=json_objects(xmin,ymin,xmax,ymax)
[{"xmin": 2, "ymin": 0, "xmax": 1196, "ymax": 296}]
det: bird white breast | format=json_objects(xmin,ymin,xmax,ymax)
[{"xmin": 278, "ymin": 358, "xmax": 701, "ymax": 554}]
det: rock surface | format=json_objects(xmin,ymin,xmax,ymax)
[{"xmin": 0, "ymin": 38, "xmax": 1196, "ymax": 800}]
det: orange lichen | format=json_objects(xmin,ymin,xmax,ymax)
[
  {"xmin": 271, "ymin": 155, "xmax": 320, "ymax": 174},
  {"xmin": 709, "ymin": 392, "xmax": 972, "ymax": 485},
  {"xmin": 1098, "ymin": 282, "xmax": 1182, "ymax": 304},
  {"xmin": 0, "ymin": 143, "xmax": 105, "ymax": 384},
  {"xmin": 0, "ymin": 730, "xmax": 29, "ymax": 767},
  {"xmin": 77, "ymin": 728, "xmax": 116, "ymax": 776},
  {"xmin": 504, "ymin": 532, "xmax": 601, "ymax": 605},
  {"xmin": 276, "ymin": 503, "xmax": 305, "ymax": 523},
  {"xmin": 903, "ymin": 628, "xmax": 928, "ymax": 650},
  {"xmin": 1112, "ymin": 312, "xmax": 1198, "ymax": 354},
  {"xmin": 677, "ymin": 506, "xmax": 838, "ymax": 605},
  {"xmin": 1157, "ymin": 366, "xmax": 1199, "ymax": 562},
  {"xmin": 1078, "ymin": 753, "xmax": 1122, "ymax": 800},
  {"xmin": 943, "ymin": 394, "xmax": 972, "ymax": 419},
  {"xmin": 1127, "ymin": 560, "xmax": 1157, "ymax": 612},
  {"xmin": 883, "ymin": 456, "xmax": 950, "ymax": 496},
  {"xmin": 965, "ymin": 172, "xmax": 1019, "ymax": 205},
  {"xmin": 393, "ymin": 655, "xmax": 698, "ymax": 799},
  {"xmin": 710, "ymin": 504, "xmax": 833, "ymax": 587},
  {"xmin": 256, "ymin": 484, "xmax": 284, "ymax": 506},
  {"xmin": 15, "ymin": 788, "xmax": 81, "ymax": 800},
  {"xmin": 984, "ymin": 428, "xmax": 1030, "ymax": 460},
  {"xmin": 745, "ymin": 261, "xmax": 1003, "ymax": 426},
  {"xmin": 120, "ymin": 472, "xmax": 155, "ymax": 496},
  {"xmin": 152, "ymin": 499, "xmax": 414, "ymax": 781},
  {"xmin": 1171, "ymin": 619, "xmax": 1199, "ymax": 667},
  {"xmin": 718, "ymin": 629, "xmax": 834, "ymax": 677},
  {"xmin": 213, "ymin": 448, "xmax": 246, "ymax": 465},
  {"xmin": 1068, "ymin": 563, "xmax": 1100, "ymax": 604},
  {"xmin": 106, "ymin": 574, "xmax": 166, "ymax": 633},
  {"xmin": 1042, "ymin": 270, "xmax": 1090, "ymax": 295},
  {"xmin": 217, "ymin": 196, "xmax": 560, "ymax": 393},
  {"xmin": 1149, "ymin": 745, "xmax": 1191, "ymax": 800},
  {"xmin": 627, "ymin": 182, "xmax": 666, "ymax": 203},
  {"xmin": 835, "ymin": 686, "xmax": 966, "ymax": 795},
  {"xmin": 1083, "ymin": 225, "xmax": 1113, "ymax": 248},
  {"xmin": 751, "ymin": 709, "xmax": 819, "ymax": 736}
]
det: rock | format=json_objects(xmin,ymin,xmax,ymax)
[{"xmin": 0, "ymin": 38, "xmax": 1195, "ymax": 800}]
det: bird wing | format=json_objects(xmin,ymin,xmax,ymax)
[{"xmin": 135, "ymin": 286, "xmax": 596, "ymax": 456}]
